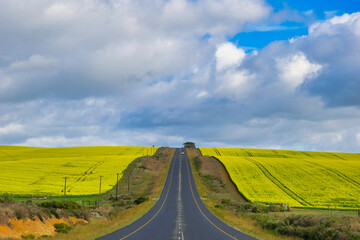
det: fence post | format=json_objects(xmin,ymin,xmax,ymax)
[
  {"xmin": 63, "ymin": 177, "xmax": 67, "ymax": 202},
  {"xmin": 99, "ymin": 176, "xmax": 103, "ymax": 207},
  {"xmin": 116, "ymin": 173, "xmax": 119, "ymax": 200}
]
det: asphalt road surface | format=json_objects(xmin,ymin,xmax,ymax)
[{"xmin": 97, "ymin": 148, "xmax": 258, "ymax": 240}]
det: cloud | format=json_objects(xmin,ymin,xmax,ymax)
[
  {"xmin": 0, "ymin": 0, "xmax": 270, "ymax": 101},
  {"xmin": 216, "ymin": 42, "xmax": 246, "ymax": 71},
  {"xmin": 0, "ymin": 2, "xmax": 360, "ymax": 152},
  {"xmin": 7, "ymin": 55, "xmax": 58, "ymax": 73},
  {"xmin": 0, "ymin": 123, "xmax": 24, "ymax": 135},
  {"xmin": 216, "ymin": 69, "xmax": 256, "ymax": 100},
  {"xmin": 357, "ymin": 133, "xmax": 360, "ymax": 146},
  {"xmin": 309, "ymin": 12, "xmax": 360, "ymax": 36},
  {"xmin": 196, "ymin": 91, "xmax": 208, "ymax": 98},
  {"xmin": 276, "ymin": 52, "xmax": 322, "ymax": 91},
  {"xmin": 44, "ymin": 2, "xmax": 77, "ymax": 22}
]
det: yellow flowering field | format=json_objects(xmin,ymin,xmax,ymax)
[
  {"xmin": 0, "ymin": 146, "xmax": 157, "ymax": 196},
  {"xmin": 200, "ymin": 148, "xmax": 360, "ymax": 209}
]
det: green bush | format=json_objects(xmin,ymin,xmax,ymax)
[
  {"xmin": 221, "ymin": 198, "xmax": 231, "ymax": 206},
  {"xmin": 0, "ymin": 193, "xmax": 14, "ymax": 204},
  {"xmin": 39, "ymin": 200, "xmax": 81, "ymax": 210},
  {"xmin": 214, "ymin": 204, "xmax": 224, "ymax": 209},
  {"xmin": 37, "ymin": 213, "xmax": 44, "ymax": 222},
  {"xmin": 134, "ymin": 196, "xmax": 148, "ymax": 205},
  {"xmin": 257, "ymin": 214, "xmax": 358, "ymax": 240},
  {"xmin": 50, "ymin": 208, "xmax": 60, "ymax": 219},
  {"xmin": 54, "ymin": 223, "xmax": 71, "ymax": 233},
  {"xmin": 15, "ymin": 210, "xmax": 23, "ymax": 219},
  {"xmin": 21, "ymin": 234, "xmax": 35, "ymax": 240}
]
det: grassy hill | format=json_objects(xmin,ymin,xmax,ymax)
[
  {"xmin": 200, "ymin": 148, "xmax": 360, "ymax": 209},
  {"xmin": 0, "ymin": 146, "xmax": 157, "ymax": 196}
]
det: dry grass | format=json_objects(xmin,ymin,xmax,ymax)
[{"xmin": 44, "ymin": 200, "xmax": 155, "ymax": 240}]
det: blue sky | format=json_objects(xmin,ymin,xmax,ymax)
[
  {"xmin": 0, "ymin": 0, "xmax": 360, "ymax": 152},
  {"xmin": 230, "ymin": 0, "xmax": 360, "ymax": 49},
  {"xmin": 268, "ymin": 0, "xmax": 360, "ymax": 14}
]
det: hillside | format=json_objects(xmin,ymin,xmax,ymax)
[
  {"xmin": 0, "ymin": 146, "xmax": 157, "ymax": 196},
  {"xmin": 200, "ymin": 148, "xmax": 360, "ymax": 209}
]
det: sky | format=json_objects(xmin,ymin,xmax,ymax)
[{"xmin": 0, "ymin": 0, "xmax": 360, "ymax": 152}]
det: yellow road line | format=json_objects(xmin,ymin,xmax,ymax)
[
  {"xmin": 119, "ymin": 153, "xmax": 176, "ymax": 240},
  {"xmin": 185, "ymin": 153, "xmax": 238, "ymax": 240}
]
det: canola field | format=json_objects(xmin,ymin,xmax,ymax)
[
  {"xmin": 200, "ymin": 148, "xmax": 360, "ymax": 209},
  {"xmin": 0, "ymin": 146, "xmax": 157, "ymax": 196}
]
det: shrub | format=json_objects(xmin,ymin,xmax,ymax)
[
  {"xmin": 29, "ymin": 212, "xmax": 36, "ymax": 221},
  {"xmin": 39, "ymin": 201, "xmax": 81, "ymax": 210},
  {"xmin": 193, "ymin": 156, "xmax": 202, "ymax": 171},
  {"xmin": 50, "ymin": 208, "xmax": 60, "ymax": 219},
  {"xmin": 54, "ymin": 223, "xmax": 71, "ymax": 233},
  {"xmin": 37, "ymin": 213, "xmax": 44, "ymax": 222},
  {"xmin": 214, "ymin": 204, "xmax": 224, "ymax": 209},
  {"xmin": 243, "ymin": 203, "xmax": 253, "ymax": 210},
  {"xmin": 134, "ymin": 196, "xmax": 148, "ymax": 205},
  {"xmin": 251, "ymin": 206, "xmax": 259, "ymax": 213},
  {"xmin": 221, "ymin": 198, "xmax": 231, "ymax": 206},
  {"xmin": 139, "ymin": 165, "xmax": 148, "ymax": 170},
  {"xmin": 15, "ymin": 210, "xmax": 23, "ymax": 219},
  {"xmin": 262, "ymin": 219, "xmax": 282, "ymax": 230},
  {"xmin": 21, "ymin": 234, "xmax": 35, "ymax": 240},
  {"xmin": 0, "ymin": 193, "xmax": 14, "ymax": 204},
  {"xmin": 268, "ymin": 204, "xmax": 281, "ymax": 212}
]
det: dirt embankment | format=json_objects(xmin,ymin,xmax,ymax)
[
  {"xmin": 187, "ymin": 148, "xmax": 246, "ymax": 201},
  {"xmin": 0, "ymin": 217, "xmax": 86, "ymax": 239}
]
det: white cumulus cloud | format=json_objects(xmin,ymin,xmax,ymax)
[
  {"xmin": 276, "ymin": 52, "xmax": 322, "ymax": 91},
  {"xmin": 216, "ymin": 42, "xmax": 246, "ymax": 71}
]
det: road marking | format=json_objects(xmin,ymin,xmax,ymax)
[
  {"xmin": 176, "ymin": 154, "xmax": 184, "ymax": 240},
  {"xmin": 119, "ymin": 150, "xmax": 177, "ymax": 240},
  {"xmin": 184, "ymin": 152, "xmax": 238, "ymax": 240}
]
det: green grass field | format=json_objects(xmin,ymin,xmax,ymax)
[
  {"xmin": 0, "ymin": 146, "xmax": 157, "ymax": 197},
  {"xmin": 200, "ymin": 148, "xmax": 360, "ymax": 209}
]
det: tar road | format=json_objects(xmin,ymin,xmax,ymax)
[{"xmin": 97, "ymin": 148, "xmax": 258, "ymax": 240}]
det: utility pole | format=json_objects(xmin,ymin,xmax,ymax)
[
  {"xmin": 116, "ymin": 173, "xmax": 119, "ymax": 200},
  {"xmin": 64, "ymin": 177, "xmax": 67, "ymax": 202},
  {"xmin": 99, "ymin": 176, "xmax": 103, "ymax": 207}
]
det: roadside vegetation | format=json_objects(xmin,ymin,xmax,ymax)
[
  {"xmin": 0, "ymin": 147, "xmax": 174, "ymax": 240},
  {"xmin": 187, "ymin": 148, "xmax": 360, "ymax": 240}
]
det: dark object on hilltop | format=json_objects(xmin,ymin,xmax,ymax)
[{"xmin": 183, "ymin": 142, "xmax": 196, "ymax": 148}]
